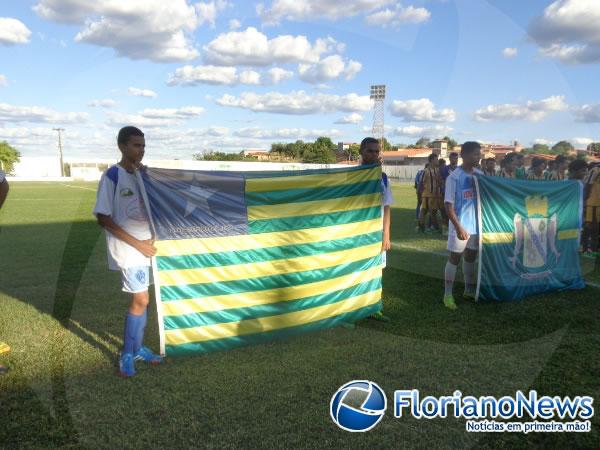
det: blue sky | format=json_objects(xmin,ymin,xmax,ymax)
[{"xmin": 1, "ymin": 0, "xmax": 599, "ymax": 159}]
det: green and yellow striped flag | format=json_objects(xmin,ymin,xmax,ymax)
[{"xmin": 140, "ymin": 165, "xmax": 384, "ymax": 356}]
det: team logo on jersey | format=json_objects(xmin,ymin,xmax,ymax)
[
  {"xmin": 120, "ymin": 188, "xmax": 134, "ymax": 197},
  {"xmin": 509, "ymin": 195, "xmax": 560, "ymax": 279}
]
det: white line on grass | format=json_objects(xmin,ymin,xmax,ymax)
[
  {"xmin": 392, "ymin": 241, "xmax": 600, "ymax": 289},
  {"xmin": 60, "ymin": 184, "xmax": 96, "ymax": 192}
]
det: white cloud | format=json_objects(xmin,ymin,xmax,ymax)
[
  {"xmin": 168, "ymin": 65, "xmax": 293, "ymax": 86},
  {"xmin": 502, "ymin": 47, "xmax": 518, "ymax": 58},
  {"xmin": 298, "ymin": 55, "xmax": 362, "ymax": 83},
  {"xmin": 391, "ymin": 124, "xmax": 453, "ymax": 137},
  {"xmin": 216, "ymin": 90, "xmax": 372, "ymax": 114},
  {"xmin": 195, "ymin": 0, "xmax": 230, "ymax": 28},
  {"xmin": 528, "ymin": 0, "xmax": 600, "ymax": 64},
  {"xmin": 0, "ymin": 17, "xmax": 32, "ymax": 45},
  {"xmin": 474, "ymin": 96, "xmax": 568, "ymax": 122},
  {"xmin": 234, "ymin": 127, "xmax": 341, "ymax": 139},
  {"xmin": 573, "ymin": 103, "xmax": 600, "ymax": 122},
  {"xmin": 139, "ymin": 106, "xmax": 205, "ymax": 119},
  {"xmin": 33, "ymin": 0, "xmax": 205, "ymax": 62},
  {"xmin": 533, "ymin": 138, "xmax": 552, "ymax": 145},
  {"xmin": 257, "ymin": 0, "xmax": 394, "ymax": 25},
  {"xmin": 365, "ymin": 5, "xmax": 430, "ymax": 27},
  {"xmin": 168, "ymin": 65, "xmax": 238, "ymax": 85},
  {"xmin": 0, "ymin": 74, "xmax": 7, "ymax": 87},
  {"xmin": 0, "ymin": 102, "xmax": 88, "ymax": 124},
  {"xmin": 334, "ymin": 113, "xmax": 363, "ymax": 124},
  {"xmin": 128, "ymin": 87, "xmax": 158, "ymax": 98},
  {"xmin": 203, "ymin": 27, "xmax": 339, "ymax": 66},
  {"xmin": 228, "ymin": 18, "xmax": 241, "ymax": 30},
  {"xmin": 88, "ymin": 99, "xmax": 117, "ymax": 108},
  {"xmin": 389, "ymin": 98, "xmax": 456, "ymax": 122},
  {"xmin": 572, "ymin": 137, "xmax": 593, "ymax": 146},
  {"xmin": 267, "ymin": 67, "xmax": 294, "ymax": 84}
]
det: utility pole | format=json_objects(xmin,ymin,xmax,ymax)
[{"xmin": 53, "ymin": 128, "xmax": 65, "ymax": 177}]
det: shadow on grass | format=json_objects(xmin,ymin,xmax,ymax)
[{"xmin": 1, "ymin": 187, "xmax": 600, "ymax": 447}]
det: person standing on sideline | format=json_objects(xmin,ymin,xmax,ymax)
[
  {"xmin": 527, "ymin": 157, "xmax": 547, "ymax": 181},
  {"xmin": 500, "ymin": 153, "xmax": 517, "ymax": 178},
  {"xmin": 483, "ymin": 157, "xmax": 497, "ymax": 176},
  {"xmin": 414, "ymin": 163, "xmax": 427, "ymax": 223},
  {"xmin": 0, "ymin": 169, "xmax": 10, "ymax": 375},
  {"xmin": 359, "ymin": 137, "xmax": 393, "ymax": 322},
  {"xmin": 442, "ymin": 142, "xmax": 483, "ymax": 310},
  {"xmin": 93, "ymin": 126, "xmax": 163, "ymax": 377},
  {"xmin": 440, "ymin": 152, "xmax": 459, "ymax": 235},
  {"xmin": 418, "ymin": 153, "xmax": 442, "ymax": 233},
  {"xmin": 549, "ymin": 155, "xmax": 568, "ymax": 181}
]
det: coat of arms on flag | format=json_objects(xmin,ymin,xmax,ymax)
[{"xmin": 138, "ymin": 165, "xmax": 385, "ymax": 356}]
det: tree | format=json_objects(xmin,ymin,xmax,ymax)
[
  {"xmin": 443, "ymin": 136, "xmax": 458, "ymax": 150},
  {"xmin": 587, "ymin": 142, "xmax": 600, "ymax": 154},
  {"xmin": 532, "ymin": 143, "xmax": 550, "ymax": 154},
  {"xmin": 0, "ymin": 141, "xmax": 20, "ymax": 174},
  {"xmin": 302, "ymin": 137, "xmax": 337, "ymax": 163},
  {"xmin": 551, "ymin": 140, "xmax": 574, "ymax": 155},
  {"xmin": 415, "ymin": 137, "xmax": 430, "ymax": 148}
]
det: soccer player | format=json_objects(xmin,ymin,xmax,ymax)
[
  {"xmin": 527, "ymin": 157, "xmax": 547, "ymax": 181},
  {"xmin": 93, "ymin": 126, "xmax": 163, "ymax": 377},
  {"xmin": 549, "ymin": 155, "xmax": 568, "ymax": 180},
  {"xmin": 499, "ymin": 153, "xmax": 517, "ymax": 178},
  {"xmin": 443, "ymin": 141, "xmax": 483, "ymax": 310},
  {"xmin": 414, "ymin": 163, "xmax": 427, "ymax": 222},
  {"xmin": 514, "ymin": 154, "xmax": 526, "ymax": 179},
  {"xmin": 583, "ymin": 163, "xmax": 600, "ymax": 257},
  {"xmin": 359, "ymin": 137, "xmax": 393, "ymax": 322},
  {"xmin": 418, "ymin": 153, "xmax": 442, "ymax": 233},
  {"xmin": 483, "ymin": 157, "xmax": 497, "ymax": 176},
  {"xmin": 0, "ymin": 169, "xmax": 9, "ymax": 375}
]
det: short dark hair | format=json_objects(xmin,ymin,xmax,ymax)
[
  {"xmin": 515, "ymin": 153, "xmax": 524, "ymax": 160},
  {"xmin": 118, "ymin": 126, "xmax": 144, "ymax": 146},
  {"xmin": 449, "ymin": 152, "xmax": 458, "ymax": 158},
  {"xmin": 569, "ymin": 159, "xmax": 587, "ymax": 173},
  {"xmin": 504, "ymin": 152, "xmax": 517, "ymax": 164},
  {"xmin": 360, "ymin": 137, "xmax": 379, "ymax": 151},
  {"xmin": 427, "ymin": 153, "xmax": 438, "ymax": 162},
  {"xmin": 438, "ymin": 158, "xmax": 446, "ymax": 165},
  {"xmin": 531, "ymin": 157, "xmax": 546, "ymax": 169},
  {"xmin": 555, "ymin": 155, "xmax": 567, "ymax": 164},
  {"xmin": 461, "ymin": 141, "xmax": 481, "ymax": 155}
]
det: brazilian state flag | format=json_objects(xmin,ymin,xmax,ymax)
[
  {"xmin": 475, "ymin": 175, "xmax": 585, "ymax": 301},
  {"xmin": 140, "ymin": 165, "xmax": 384, "ymax": 356}
]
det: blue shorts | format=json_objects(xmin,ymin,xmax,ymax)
[{"xmin": 120, "ymin": 266, "xmax": 151, "ymax": 293}]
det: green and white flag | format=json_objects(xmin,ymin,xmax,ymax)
[{"xmin": 475, "ymin": 175, "xmax": 585, "ymax": 301}]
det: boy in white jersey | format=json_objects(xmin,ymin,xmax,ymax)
[
  {"xmin": 443, "ymin": 141, "xmax": 482, "ymax": 310},
  {"xmin": 93, "ymin": 126, "xmax": 162, "ymax": 377}
]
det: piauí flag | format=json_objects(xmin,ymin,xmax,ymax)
[
  {"xmin": 139, "ymin": 165, "xmax": 384, "ymax": 356},
  {"xmin": 474, "ymin": 175, "xmax": 585, "ymax": 301}
]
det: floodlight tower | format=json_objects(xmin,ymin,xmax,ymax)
[{"xmin": 370, "ymin": 85, "xmax": 386, "ymax": 150}]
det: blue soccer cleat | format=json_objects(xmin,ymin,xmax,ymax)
[
  {"xmin": 119, "ymin": 352, "xmax": 136, "ymax": 377},
  {"xmin": 134, "ymin": 346, "xmax": 163, "ymax": 366}
]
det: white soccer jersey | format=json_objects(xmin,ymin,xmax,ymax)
[{"xmin": 93, "ymin": 164, "xmax": 152, "ymax": 270}]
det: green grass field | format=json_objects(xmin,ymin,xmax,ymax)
[{"xmin": 1, "ymin": 181, "xmax": 600, "ymax": 449}]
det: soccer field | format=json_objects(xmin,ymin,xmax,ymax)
[{"xmin": 1, "ymin": 181, "xmax": 599, "ymax": 448}]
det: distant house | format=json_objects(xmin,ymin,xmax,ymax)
[
  {"xmin": 382, "ymin": 149, "xmax": 433, "ymax": 166},
  {"xmin": 242, "ymin": 148, "xmax": 270, "ymax": 160},
  {"xmin": 480, "ymin": 141, "xmax": 523, "ymax": 162},
  {"xmin": 430, "ymin": 139, "xmax": 448, "ymax": 157}
]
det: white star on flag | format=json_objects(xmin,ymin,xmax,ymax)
[{"xmin": 181, "ymin": 175, "xmax": 221, "ymax": 217}]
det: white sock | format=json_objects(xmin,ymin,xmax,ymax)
[
  {"xmin": 444, "ymin": 261, "xmax": 457, "ymax": 296},
  {"xmin": 463, "ymin": 261, "xmax": 476, "ymax": 293}
]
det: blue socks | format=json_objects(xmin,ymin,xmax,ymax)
[
  {"xmin": 134, "ymin": 309, "xmax": 147, "ymax": 354},
  {"xmin": 123, "ymin": 310, "xmax": 147, "ymax": 355}
]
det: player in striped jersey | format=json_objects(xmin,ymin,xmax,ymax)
[
  {"xmin": 418, "ymin": 153, "xmax": 442, "ymax": 233},
  {"xmin": 583, "ymin": 164, "xmax": 600, "ymax": 256}
]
